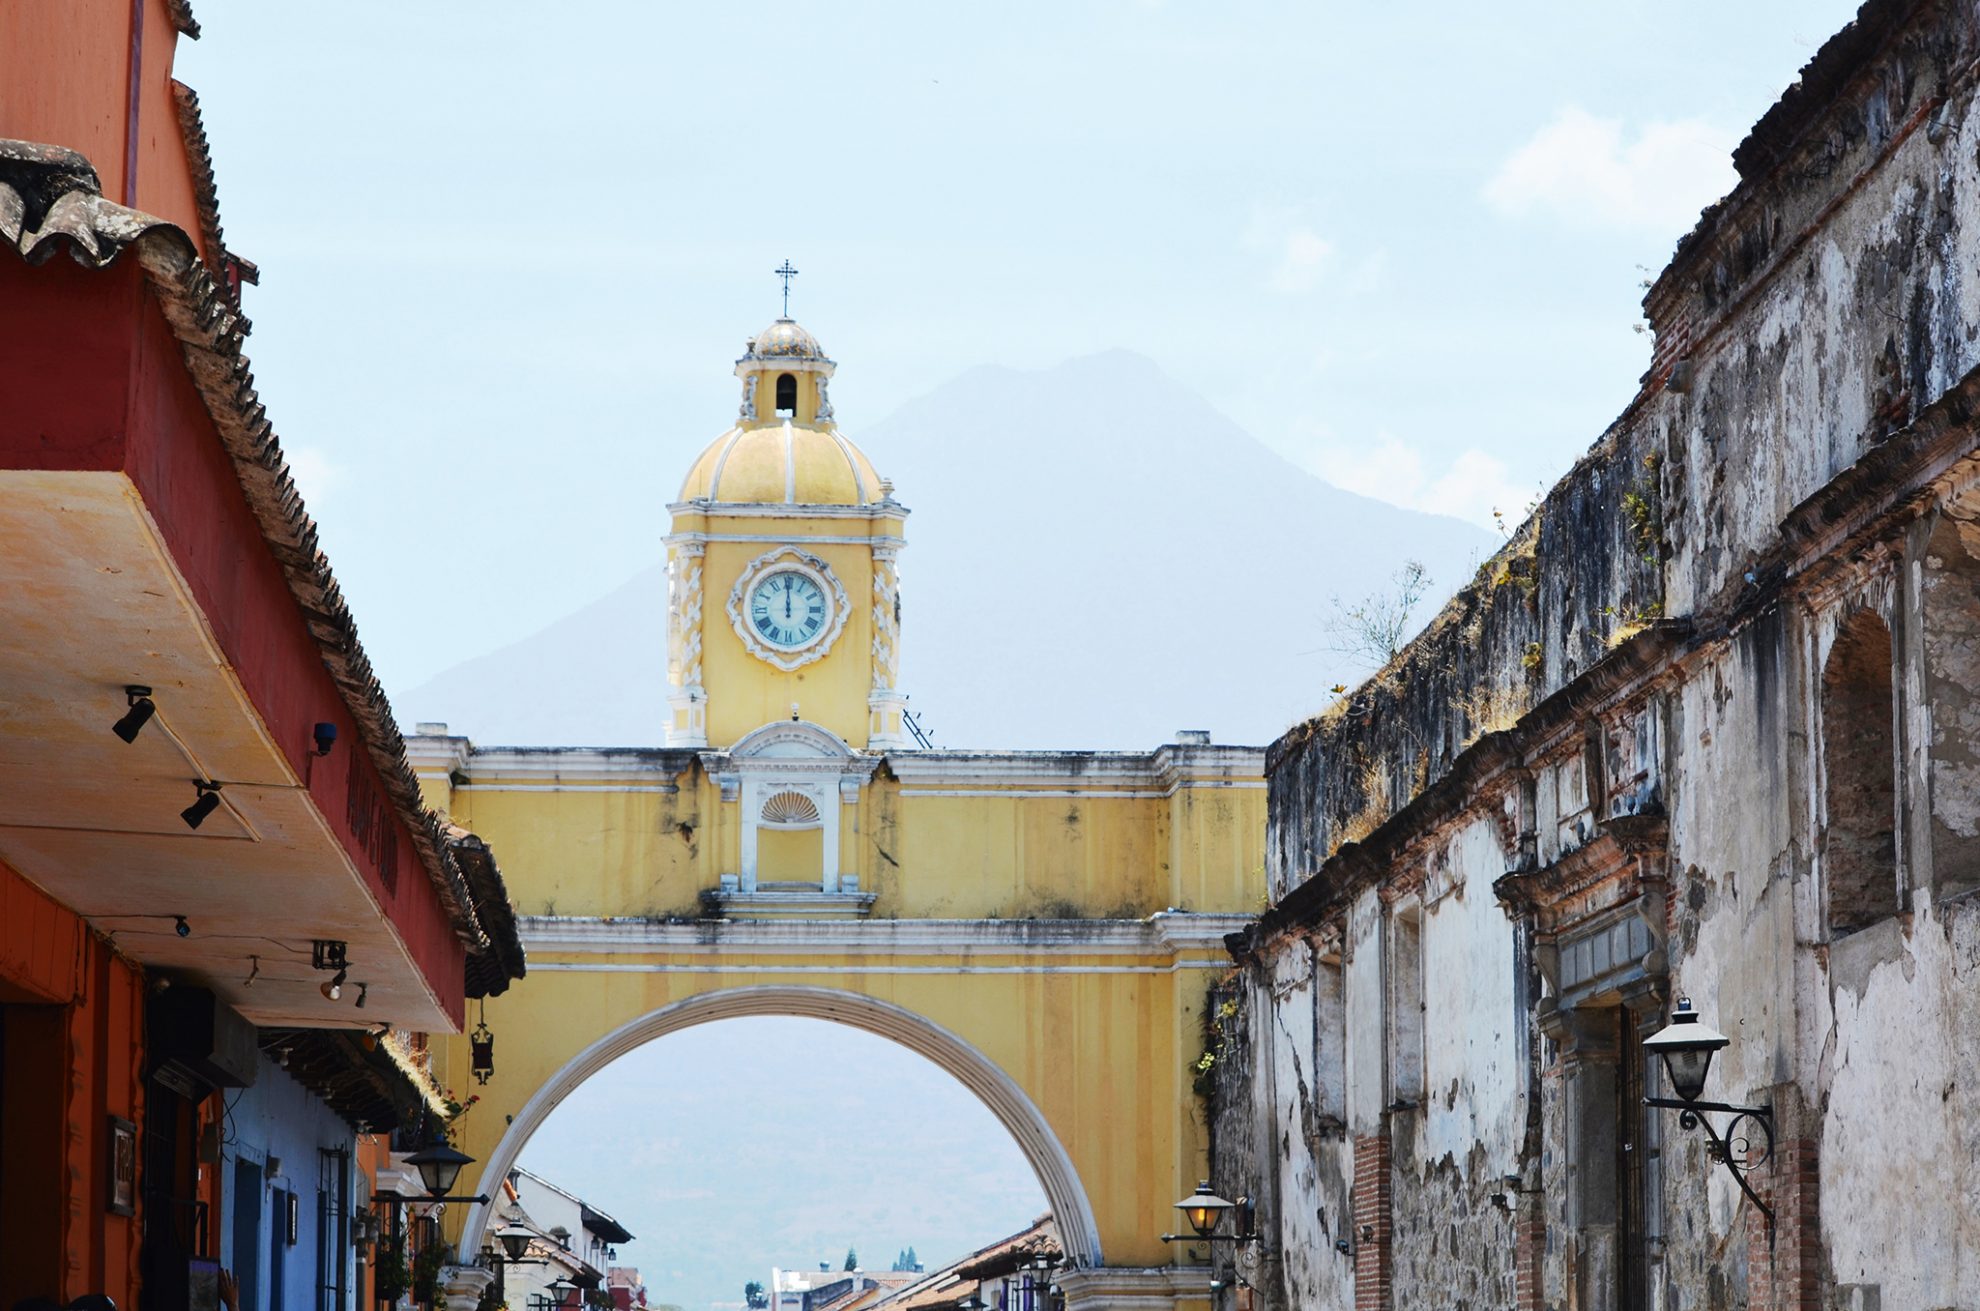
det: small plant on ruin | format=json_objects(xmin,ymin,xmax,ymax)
[
  {"xmin": 1323, "ymin": 559, "xmax": 1432, "ymax": 668},
  {"xmin": 1622, "ymin": 453, "xmax": 1664, "ymax": 567},
  {"xmin": 1451, "ymin": 684, "xmax": 1526, "ymax": 748},
  {"xmin": 1601, "ymin": 601, "xmax": 1665, "ymax": 648}
]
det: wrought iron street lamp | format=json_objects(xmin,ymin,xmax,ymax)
[
  {"xmin": 1161, "ymin": 1181, "xmax": 1259, "ymax": 1245},
  {"xmin": 1644, "ymin": 998, "xmax": 1776, "ymax": 1234},
  {"xmin": 371, "ymin": 1139, "xmax": 489, "ymax": 1206}
]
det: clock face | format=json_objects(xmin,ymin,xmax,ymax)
[{"xmin": 748, "ymin": 570, "xmax": 830, "ymax": 649}]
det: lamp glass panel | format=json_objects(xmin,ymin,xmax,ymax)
[
  {"xmin": 1662, "ymin": 1046, "xmax": 1713, "ymax": 1101},
  {"xmin": 418, "ymin": 1157, "xmax": 464, "ymax": 1196}
]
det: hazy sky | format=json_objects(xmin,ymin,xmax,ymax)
[{"xmin": 175, "ymin": 1, "xmax": 1862, "ymax": 693}]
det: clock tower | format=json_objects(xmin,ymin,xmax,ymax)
[{"xmin": 664, "ymin": 315, "xmax": 909, "ymax": 751}]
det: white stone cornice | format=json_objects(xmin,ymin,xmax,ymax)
[
  {"xmin": 405, "ymin": 734, "xmax": 472, "ymax": 777},
  {"xmin": 518, "ymin": 912, "xmax": 1254, "ymax": 959},
  {"xmin": 667, "ymin": 501, "xmax": 911, "ymax": 522},
  {"xmin": 886, "ymin": 746, "xmax": 1265, "ymax": 796},
  {"xmin": 1055, "ymin": 1266, "xmax": 1213, "ymax": 1309},
  {"xmin": 434, "ymin": 746, "xmax": 697, "ymax": 789}
]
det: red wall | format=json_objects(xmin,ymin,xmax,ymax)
[
  {"xmin": 0, "ymin": 859, "xmax": 146, "ymax": 1304},
  {"xmin": 0, "ymin": 254, "xmax": 465, "ymax": 1025}
]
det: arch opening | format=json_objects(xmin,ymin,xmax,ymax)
[
  {"xmin": 775, "ymin": 372, "xmax": 798, "ymax": 416},
  {"xmin": 459, "ymin": 985, "xmax": 1104, "ymax": 1270}
]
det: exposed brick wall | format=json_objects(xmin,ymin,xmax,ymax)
[
  {"xmin": 1514, "ymin": 1209, "xmax": 1545, "ymax": 1311},
  {"xmin": 1352, "ymin": 1133, "xmax": 1391, "ymax": 1311},
  {"xmin": 1746, "ymin": 1137, "xmax": 1821, "ymax": 1310}
]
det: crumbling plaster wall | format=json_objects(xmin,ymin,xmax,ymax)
[
  {"xmin": 1238, "ymin": 4, "xmax": 1980, "ymax": 1308},
  {"xmin": 1388, "ymin": 818, "xmax": 1528, "ymax": 1310}
]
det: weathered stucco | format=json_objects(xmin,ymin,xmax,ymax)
[{"xmin": 1221, "ymin": 3, "xmax": 1980, "ymax": 1309}]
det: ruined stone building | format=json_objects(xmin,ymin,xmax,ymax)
[{"xmin": 1208, "ymin": 3, "xmax": 1980, "ymax": 1309}]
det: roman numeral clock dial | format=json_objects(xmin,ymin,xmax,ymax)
[
  {"xmin": 725, "ymin": 549, "xmax": 850, "ymax": 672},
  {"xmin": 749, "ymin": 570, "xmax": 827, "ymax": 647}
]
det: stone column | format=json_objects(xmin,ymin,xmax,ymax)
[
  {"xmin": 1056, "ymin": 1265, "xmax": 1213, "ymax": 1309},
  {"xmin": 439, "ymin": 1265, "xmax": 496, "ymax": 1311},
  {"xmin": 1554, "ymin": 1007, "xmax": 1621, "ymax": 1311}
]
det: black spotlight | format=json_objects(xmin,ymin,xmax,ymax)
[
  {"xmin": 312, "ymin": 722, "xmax": 338, "ymax": 756},
  {"xmin": 174, "ymin": 915, "xmax": 191, "ymax": 938},
  {"xmin": 181, "ymin": 782, "xmax": 222, "ymax": 830},
  {"xmin": 354, "ymin": 982, "xmax": 368, "ymax": 1009},
  {"xmin": 112, "ymin": 686, "xmax": 156, "ymax": 743}
]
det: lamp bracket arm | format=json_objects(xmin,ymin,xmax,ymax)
[
  {"xmin": 1645, "ymin": 1096, "xmax": 1772, "ymax": 1120},
  {"xmin": 1646, "ymin": 1099, "xmax": 1775, "ymax": 1235}
]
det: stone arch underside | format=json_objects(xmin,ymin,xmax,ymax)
[{"xmin": 457, "ymin": 984, "xmax": 1106, "ymax": 1268}]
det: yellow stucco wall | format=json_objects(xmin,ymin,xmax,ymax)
[
  {"xmin": 427, "ymin": 939, "xmax": 1227, "ymax": 1271},
  {"xmin": 416, "ymin": 746, "xmax": 1262, "ymax": 1277}
]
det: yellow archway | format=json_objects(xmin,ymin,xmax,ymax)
[{"xmin": 458, "ymin": 984, "xmax": 1103, "ymax": 1266}]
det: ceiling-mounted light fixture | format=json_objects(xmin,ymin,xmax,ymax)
[
  {"xmin": 354, "ymin": 982, "xmax": 368, "ymax": 1009},
  {"xmin": 112, "ymin": 685, "xmax": 156, "ymax": 743},
  {"xmin": 320, "ymin": 967, "xmax": 347, "ymax": 1002},
  {"xmin": 174, "ymin": 915, "xmax": 191, "ymax": 938},
  {"xmin": 181, "ymin": 781, "xmax": 222, "ymax": 830}
]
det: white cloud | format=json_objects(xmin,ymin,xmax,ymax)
[
  {"xmin": 1308, "ymin": 435, "xmax": 1535, "ymax": 531},
  {"xmin": 285, "ymin": 445, "xmax": 348, "ymax": 503},
  {"xmin": 1483, "ymin": 106, "xmax": 1738, "ymax": 234},
  {"xmin": 1244, "ymin": 206, "xmax": 1335, "ymax": 294}
]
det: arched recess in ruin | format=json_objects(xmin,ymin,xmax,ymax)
[
  {"xmin": 456, "ymin": 984, "xmax": 1104, "ymax": 1268},
  {"xmin": 1820, "ymin": 608, "xmax": 1900, "ymax": 934}
]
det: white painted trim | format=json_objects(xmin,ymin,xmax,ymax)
[
  {"xmin": 457, "ymin": 986, "xmax": 1105, "ymax": 1269},
  {"xmin": 898, "ymin": 785, "xmax": 1264, "ymax": 799},
  {"xmin": 518, "ymin": 912, "xmax": 1253, "ymax": 956},
  {"xmin": 828, "ymin": 428, "xmax": 871, "ymax": 502},
  {"xmin": 667, "ymin": 502, "xmax": 911, "ymax": 522},
  {"xmin": 528, "ymin": 961, "xmax": 1229, "ymax": 976},
  {"xmin": 451, "ymin": 784, "xmax": 682, "ymax": 795},
  {"xmin": 1055, "ymin": 1265, "xmax": 1212, "ymax": 1310},
  {"xmin": 702, "ymin": 428, "xmax": 745, "ymax": 500}
]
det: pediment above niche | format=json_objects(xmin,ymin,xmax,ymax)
[
  {"xmin": 730, "ymin": 720, "xmax": 854, "ymax": 759},
  {"xmin": 700, "ymin": 720, "xmax": 881, "ymax": 803}
]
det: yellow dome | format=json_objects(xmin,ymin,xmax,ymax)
[{"xmin": 677, "ymin": 422, "xmax": 886, "ymax": 506}]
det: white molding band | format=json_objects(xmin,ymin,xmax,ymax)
[
  {"xmin": 457, "ymin": 985, "xmax": 1105, "ymax": 1270},
  {"xmin": 518, "ymin": 912, "xmax": 1254, "ymax": 957},
  {"xmin": 528, "ymin": 960, "xmax": 1229, "ymax": 976},
  {"xmin": 1055, "ymin": 1266, "xmax": 1213, "ymax": 1311}
]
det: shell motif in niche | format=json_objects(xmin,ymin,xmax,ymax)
[{"xmin": 760, "ymin": 789, "xmax": 822, "ymax": 828}]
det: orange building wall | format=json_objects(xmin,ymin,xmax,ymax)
[
  {"xmin": 0, "ymin": 0, "xmax": 207, "ymax": 262},
  {"xmin": 0, "ymin": 859, "xmax": 148, "ymax": 1304}
]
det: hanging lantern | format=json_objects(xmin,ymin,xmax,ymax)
[{"xmin": 471, "ymin": 1001, "xmax": 495, "ymax": 1086}]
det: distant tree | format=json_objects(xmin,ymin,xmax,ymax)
[
  {"xmin": 1324, "ymin": 559, "xmax": 1432, "ymax": 668},
  {"xmin": 844, "ymin": 1248, "xmax": 859, "ymax": 1271},
  {"xmin": 743, "ymin": 1282, "xmax": 768, "ymax": 1309}
]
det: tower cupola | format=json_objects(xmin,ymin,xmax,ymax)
[{"xmin": 736, "ymin": 317, "xmax": 836, "ymax": 428}]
